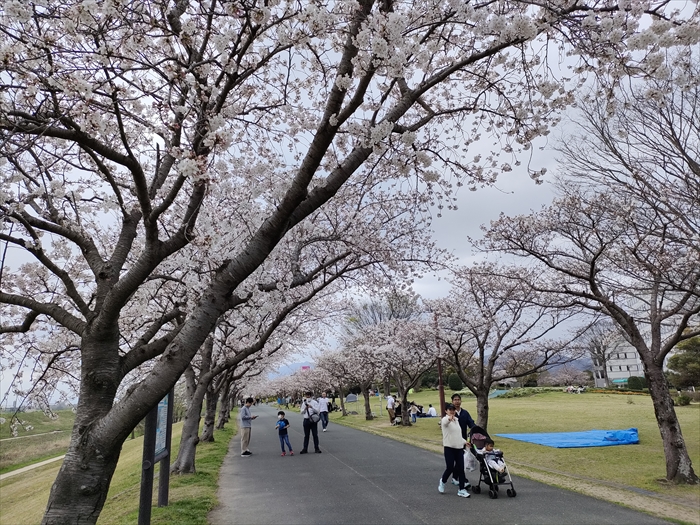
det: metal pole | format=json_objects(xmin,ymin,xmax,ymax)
[
  {"xmin": 138, "ymin": 404, "xmax": 158, "ymax": 525},
  {"xmin": 158, "ymin": 389, "xmax": 174, "ymax": 507},
  {"xmin": 437, "ymin": 357, "xmax": 446, "ymax": 417},
  {"xmin": 434, "ymin": 312, "xmax": 446, "ymax": 417}
]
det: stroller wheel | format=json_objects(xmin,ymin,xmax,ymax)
[
  {"xmin": 472, "ymin": 486, "xmax": 481, "ymax": 494},
  {"xmin": 507, "ymin": 488, "xmax": 517, "ymax": 498},
  {"xmin": 489, "ymin": 489, "xmax": 498, "ymax": 499}
]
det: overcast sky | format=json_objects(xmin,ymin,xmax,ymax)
[{"xmin": 413, "ymin": 144, "xmax": 560, "ymax": 299}]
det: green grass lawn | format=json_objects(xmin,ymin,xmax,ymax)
[
  {"xmin": 333, "ymin": 390, "xmax": 700, "ymax": 503},
  {"xmin": 0, "ymin": 416, "xmax": 237, "ymax": 525},
  {"xmin": 0, "ymin": 409, "xmax": 76, "ymax": 439},
  {"xmin": 0, "ymin": 409, "xmax": 76, "ymax": 474}
]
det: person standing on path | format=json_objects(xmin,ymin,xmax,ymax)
[
  {"xmin": 318, "ymin": 391, "xmax": 331, "ymax": 432},
  {"xmin": 300, "ymin": 391, "xmax": 322, "ymax": 454},
  {"xmin": 240, "ymin": 397, "xmax": 258, "ymax": 457},
  {"xmin": 386, "ymin": 393, "xmax": 396, "ymax": 424},
  {"xmin": 438, "ymin": 403, "xmax": 469, "ymax": 498},
  {"xmin": 451, "ymin": 393, "xmax": 475, "ymax": 488},
  {"xmin": 275, "ymin": 411, "xmax": 294, "ymax": 456}
]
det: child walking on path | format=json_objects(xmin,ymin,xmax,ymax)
[
  {"xmin": 276, "ymin": 411, "xmax": 294, "ymax": 456},
  {"xmin": 438, "ymin": 403, "xmax": 470, "ymax": 498}
]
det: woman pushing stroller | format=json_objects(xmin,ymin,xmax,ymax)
[{"xmin": 437, "ymin": 403, "xmax": 470, "ymax": 498}]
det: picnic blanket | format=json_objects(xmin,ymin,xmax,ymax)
[{"xmin": 495, "ymin": 428, "xmax": 639, "ymax": 448}]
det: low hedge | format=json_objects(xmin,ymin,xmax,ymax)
[{"xmin": 588, "ymin": 389, "xmax": 649, "ymax": 396}]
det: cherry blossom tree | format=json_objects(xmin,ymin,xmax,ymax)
[
  {"xmin": 372, "ymin": 318, "xmax": 437, "ymax": 425},
  {"xmin": 557, "ymin": 51, "xmax": 700, "ymax": 246},
  {"xmin": 315, "ymin": 350, "xmax": 355, "ymax": 415},
  {"xmin": 337, "ymin": 336, "xmax": 389, "ymax": 420},
  {"xmin": 481, "ymin": 53, "xmax": 700, "ymax": 482},
  {"xmin": 580, "ymin": 320, "xmax": 623, "ymax": 387},
  {"xmin": 539, "ymin": 364, "xmax": 591, "ymax": 387},
  {"xmin": 481, "ymin": 183, "xmax": 700, "ymax": 482},
  {"xmin": 427, "ymin": 263, "xmax": 586, "ymax": 430},
  {"xmin": 1, "ymin": 1, "xmax": 696, "ymax": 522}
]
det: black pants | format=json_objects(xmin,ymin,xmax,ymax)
[
  {"xmin": 303, "ymin": 419, "xmax": 319, "ymax": 451},
  {"xmin": 442, "ymin": 447, "xmax": 466, "ymax": 489}
]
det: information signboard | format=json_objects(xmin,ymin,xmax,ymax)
[{"xmin": 155, "ymin": 395, "xmax": 168, "ymax": 458}]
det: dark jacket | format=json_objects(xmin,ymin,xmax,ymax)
[{"xmin": 454, "ymin": 408, "xmax": 475, "ymax": 440}]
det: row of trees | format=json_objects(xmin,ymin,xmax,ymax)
[
  {"xmin": 0, "ymin": 1, "xmax": 698, "ymax": 523},
  {"xmin": 267, "ymin": 52, "xmax": 700, "ymax": 486}
]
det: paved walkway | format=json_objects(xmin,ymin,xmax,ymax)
[
  {"xmin": 209, "ymin": 405, "xmax": 672, "ymax": 525},
  {"xmin": 0, "ymin": 455, "xmax": 65, "ymax": 481}
]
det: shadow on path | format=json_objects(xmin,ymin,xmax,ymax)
[{"xmin": 209, "ymin": 404, "xmax": 671, "ymax": 525}]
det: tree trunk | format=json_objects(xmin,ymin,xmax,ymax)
[
  {"xmin": 216, "ymin": 379, "xmax": 231, "ymax": 430},
  {"xmin": 170, "ymin": 374, "xmax": 207, "ymax": 474},
  {"xmin": 362, "ymin": 388, "xmax": 373, "ymax": 420},
  {"xmin": 400, "ymin": 397, "xmax": 411, "ymax": 426},
  {"xmin": 42, "ymin": 329, "xmax": 125, "ymax": 525},
  {"xmin": 475, "ymin": 390, "xmax": 490, "ymax": 431},
  {"xmin": 200, "ymin": 385, "xmax": 218, "ymax": 442},
  {"xmin": 170, "ymin": 374, "xmax": 209, "ymax": 474},
  {"xmin": 338, "ymin": 385, "xmax": 347, "ymax": 416},
  {"xmin": 171, "ymin": 336, "xmax": 215, "ymax": 474},
  {"xmin": 395, "ymin": 388, "xmax": 411, "ymax": 426},
  {"xmin": 645, "ymin": 363, "xmax": 699, "ymax": 483}
]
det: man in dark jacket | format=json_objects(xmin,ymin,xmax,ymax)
[{"xmin": 451, "ymin": 393, "xmax": 475, "ymax": 488}]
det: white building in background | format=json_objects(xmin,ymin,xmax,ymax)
[{"xmin": 591, "ymin": 341, "xmax": 645, "ymax": 388}]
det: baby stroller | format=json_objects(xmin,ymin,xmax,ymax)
[{"xmin": 467, "ymin": 425, "xmax": 516, "ymax": 499}]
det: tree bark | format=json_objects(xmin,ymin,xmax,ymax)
[
  {"xmin": 475, "ymin": 390, "xmax": 490, "ymax": 431},
  {"xmin": 200, "ymin": 385, "xmax": 218, "ymax": 442},
  {"xmin": 170, "ymin": 375, "xmax": 209, "ymax": 474},
  {"xmin": 645, "ymin": 362, "xmax": 699, "ymax": 483},
  {"xmin": 400, "ymin": 397, "xmax": 411, "ymax": 426},
  {"xmin": 42, "ymin": 328, "xmax": 125, "ymax": 525},
  {"xmin": 216, "ymin": 378, "xmax": 231, "ymax": 430},
  {"xmin": 171, "ymin": 337, "xmax": 215, "ymax": 474},
  {"xmin": 362, "ymin": 387, "xmax": 373, "ymax": 420},
  {"xmin": 338, "ymin": 385, "xmax": 347, "ymax": 416}
]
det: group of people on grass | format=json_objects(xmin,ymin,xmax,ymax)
[
  {"xmin": 386, "ymin": 393, "xmax": 438, "ymax": 424},
  {"xmin": 239, "ymin": 391, "xmax": 332, "ymax": 457}
]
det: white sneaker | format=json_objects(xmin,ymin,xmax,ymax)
[
  {"xmin": 323, "ymin": 428, "xmax": 327, "ymax": 432},
  {"xmin": 438, "ymin": 478, "xmax": 445, "ymax": 494},
  {"xmin": 451, "ymin": 479, "xmax": 460, "ymax": 486},
  {"xmin": 457, "ymin": 489, "xmax": 470, "ymax": 498}
]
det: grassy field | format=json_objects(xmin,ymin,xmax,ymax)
[
  {"xmin": 0, "ymin": 418, "xmax": 236, "ymax": 525},
  {"xmin": 333, "ymin": 390, "xmax": 700, "ymax": 504},
  {"xmin": 0, "ymin": 410, "xmax": 75, "ymax": 474}
]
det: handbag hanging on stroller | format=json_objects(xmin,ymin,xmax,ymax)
[{"xmin": 467, "ymin": 425, "xmax": 516, "ymax": 499}]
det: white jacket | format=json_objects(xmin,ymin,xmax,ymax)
[
  {"xmin": 301, "ymin": 398, "xmax": 320, "ymax": 419},
  {"xmin": 441, "ymin": 415, "xmax": 467, "ymax": 449}
]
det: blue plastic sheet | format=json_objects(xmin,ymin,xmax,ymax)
[{"xmin": 495, "ymin": 428, "xmax": 639, "ymax": 448}]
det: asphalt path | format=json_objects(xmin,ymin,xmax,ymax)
[{"xmin": 209, "ymin": 404, "xmax": 671, "ymax": 525}]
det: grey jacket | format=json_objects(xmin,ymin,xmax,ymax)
[{"xmin": 240, "ymin": 405, "xmax": 253, "ymax": 428}]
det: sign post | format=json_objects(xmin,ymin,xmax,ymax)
[
  {"xmin": 157, "ymin": 390, "xmax": 174, "ymax": 507},
  {"xmin": 138, "ymin": 389, "xmax": 174, "ymax": 525}
]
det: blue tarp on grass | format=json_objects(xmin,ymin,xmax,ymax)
[{"xmin": 495, "ymin": 428, "xmax": 639, "ymax": 448}]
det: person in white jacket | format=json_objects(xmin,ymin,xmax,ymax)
[
  {"xmin": 438, "ymin": 403, "xmax": 470, "ymax": 498},
  {"xmin": 300, "ymin": 392, "xmax": 322, "ymax": 454}
]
